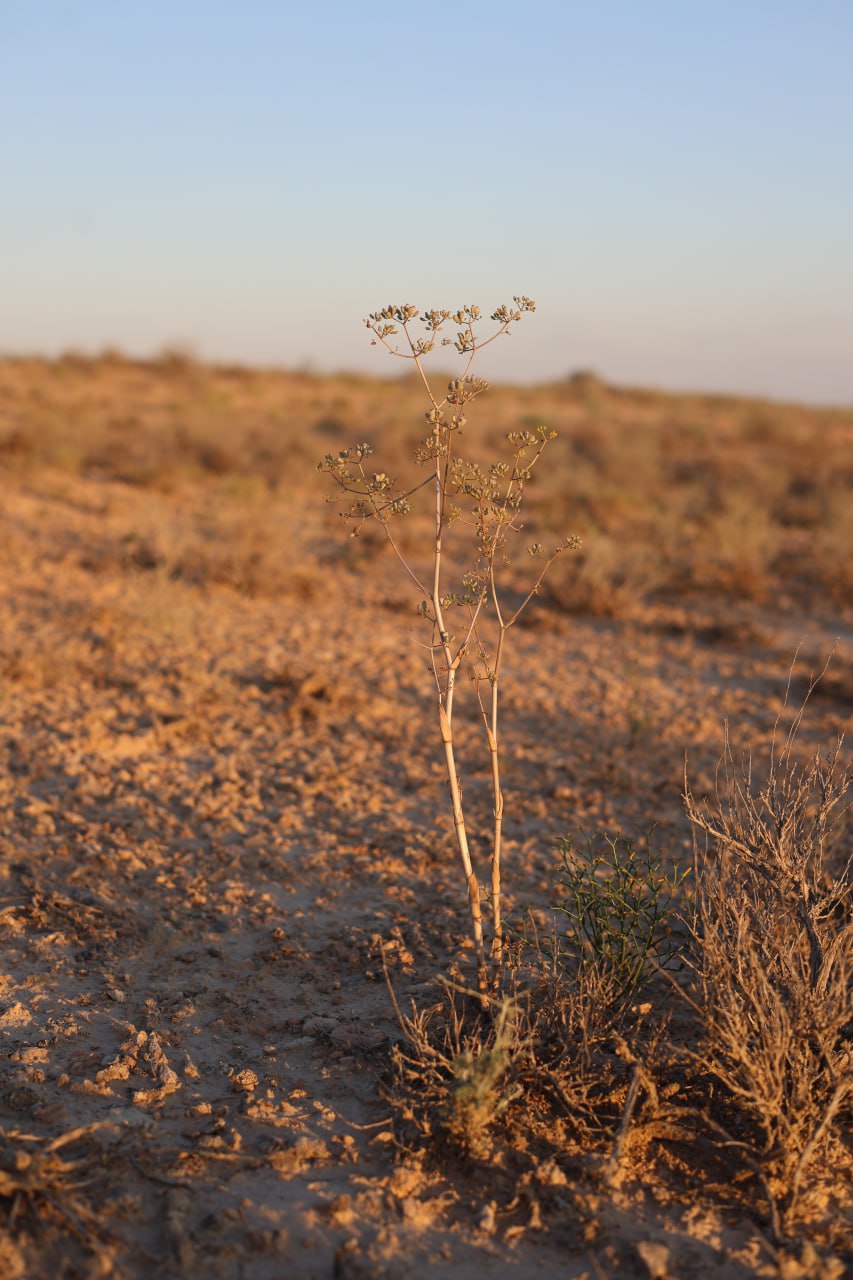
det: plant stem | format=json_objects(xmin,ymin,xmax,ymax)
[
  {"xmin": 487, "ymin": 626, "xmax": 506, "ymax": 976},
  {"xmin": 412, "ymin": 341, "xmax": 488, "ymax": 1001},
  {"xmin": 438, "ymin": 702, "xmax": 488, "ymax": 999}
]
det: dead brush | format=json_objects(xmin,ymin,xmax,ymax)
[
  {"xmin": 383, "ymin": 833, "xmax": 686, "ymax": 1175},
  {"xmin": 386, "ymin": 984, "xmax": 524, "ymax": 1159},
  {"xmin": 385, "ymin": 926, "xmax": 669, "ymax": 1179},
  {"xmin": 503, "ymin": 919, "xmax": 672, "ymax": 1167},
  {"xmin": 0, "ymin": 1124, "xmax": 114, "ymax": 1247},
  {"xmin": 682, "ymin": 707, "xmax": 852, "ymax": 1242}
]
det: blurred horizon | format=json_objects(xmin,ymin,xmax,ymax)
[
  {"xmin": 3, "ymin": 1, "xmax": 852, "ymax": 406},
  {"xmin": 5, "ymin": 342, "xmax": 853, "ymax": 413}
]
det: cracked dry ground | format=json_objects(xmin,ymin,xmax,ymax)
[{"xmin": 1, "ymin": 469, "xmax": 850, "ymax": 1279}]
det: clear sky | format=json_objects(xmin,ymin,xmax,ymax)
[{"xmin": 2, "ymin": 1, "xmax": 852, "ymax": 402}]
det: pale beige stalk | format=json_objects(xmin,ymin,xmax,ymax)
[{"xmin": 319, "ymin": 298, "xmax": 576, "ymax": 1006}]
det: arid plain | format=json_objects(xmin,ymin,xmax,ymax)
[{"xmin": 1, "ymin": 352, "xmax": 851, "ymax": 1278}]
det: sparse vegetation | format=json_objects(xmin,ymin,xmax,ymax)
[
  {"xmin": 386, "ymin": 719, "xmax": 851, "ymax": 1256},
  {"xmin": 1, "ymin": 350, "xmax": 852, "ymax": 615},
  {"xmin": 0, "ymin": 348, "xmax": 850, "ymax": 1277},
  {"xmin": 310, "ymin": 308, "xmax": 852, "ymax": 1261}
]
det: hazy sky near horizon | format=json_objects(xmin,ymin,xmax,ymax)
[{"xmin": 3, "ymin": 1, "xmax": 852, "ymax": 403}]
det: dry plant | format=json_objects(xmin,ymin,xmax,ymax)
[
  {"xmin": 384, "ymin": 946, "xmax": 666, "ymax": 1185},
  {"xmin": 386, "ymin": 835, "xmax": 685, "ymax": 1169},
  {"xmin": 388, "ymin": 987, "xmax": 524, "ymax": 1158},
  {"xmin": 683, "ymin": 704, "xmax": 852, "ymax": 1240},
  {"xmin": 319, "ymin": 301, "xmax": 579, "ymax": 998},
  {"xmin": 0, "ymin": 1124, "xmax": 116, "ymax": 1251}
]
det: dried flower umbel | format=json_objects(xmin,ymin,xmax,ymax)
[{"xmin": 319, "ymin": 300, "xmax": 580, "ymax": 1000}]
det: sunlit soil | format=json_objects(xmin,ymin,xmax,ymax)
[{"xmin": 0, "ymin": 354, "xmax": 850, "ymax": 1277}]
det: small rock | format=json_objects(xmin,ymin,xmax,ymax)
[
  {"xmin": 477, "ymin": 1201, "xmax": 497, "ymax": 1234},
  {"xmin": 183, "ymin": 1054, "xmax": 201, "ymax": 1080},
  {"xmin": 302, "ymin": 1016, "xmax": 338, "ymax": 1036},
  {"xmin": 330, "ymin": 1023, "xmax": 385, "ymax": 1051},
  {"xmin": 230, "ymin": 1068, "xmax": 259, "ymax": 1093},
  {"xmin": 322, "ymin": 1194, "xmax": 355, "ymax": 1226},
  {"xmin": 635, "ymin": 1240, "xmax": 671, "ymax": 1279}
]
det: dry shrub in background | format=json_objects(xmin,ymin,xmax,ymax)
[{"xmin": 683, "ymin": 707, "xmax": 852, "ymax": 1242}]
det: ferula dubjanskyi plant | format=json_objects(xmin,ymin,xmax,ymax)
[{"xmin": 319, "ymin": 300, "xmax": 580, "ymax": 1001}]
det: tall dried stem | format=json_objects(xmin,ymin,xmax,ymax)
[{"xmin": 319, "ymin": 300, "xmax": 580, "ymax": 1001}]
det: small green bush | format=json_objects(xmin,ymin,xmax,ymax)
[{"xmin": 549, "ymin": 831, "xmax": 689, "ymax": 1000}]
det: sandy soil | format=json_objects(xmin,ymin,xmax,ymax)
[{"xmin": 1, "ymin": 446, "xmax": 850, "ymax": 1278}]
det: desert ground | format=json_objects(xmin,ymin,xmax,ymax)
[{"xmin": 0, "ymin": 351, "xmax": 850, "ymax": 1278}]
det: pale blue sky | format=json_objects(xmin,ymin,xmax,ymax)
[{"xmin": 2, "ymin": 1, "xmax": 852, "ymax": 401}]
